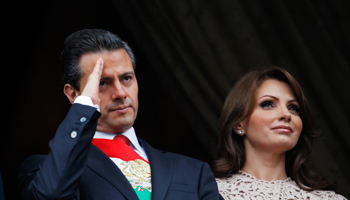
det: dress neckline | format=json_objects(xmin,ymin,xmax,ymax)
[{"xmin": 237, "ymin": 170, "xmax": 292, "ymax": 184}]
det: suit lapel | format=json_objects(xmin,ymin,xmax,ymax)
[
  {"xmin": 139, "ymin": 139, "xmax": 173, "ymax": 200},
  {"xmin": 87, "ymin": 144, "xmax": 139, "ymax": 200}
]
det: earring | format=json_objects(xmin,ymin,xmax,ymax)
[{"xmin": 238, "ymin": 130, "xmax": 242, "ymax": 135}]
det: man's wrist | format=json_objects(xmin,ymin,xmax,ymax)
[{"xmin": 74, "ymin": 96, "xmax": 100, "ymax": 112}]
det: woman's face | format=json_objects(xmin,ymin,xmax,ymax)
[{"xmin": 241, "ymin": 79, "xmax": 303, "ymax": 153}]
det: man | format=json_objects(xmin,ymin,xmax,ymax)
[{"xmin": 18, "ymin": 29, "xmax": 222, "ymax": 200}]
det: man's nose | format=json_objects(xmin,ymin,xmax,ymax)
[{"xmin": 111, "ymin": 81, "xmax": 126, "ymax": 100}]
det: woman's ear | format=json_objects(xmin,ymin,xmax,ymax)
[
  {"xmin": 233, "ymin": 122, "xmax": 245, "ymax": 135},
  {"xmin": 63, "ymin": 84, "xmax": 80, "ymax": 104}
]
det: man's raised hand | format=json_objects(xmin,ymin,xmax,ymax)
[{"xmin": 81, "ymin": 58, "xmax": 104, "ymax": 105}]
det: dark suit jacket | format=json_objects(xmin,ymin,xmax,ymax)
[{"xmin": 18, "ymin": 104, "xmax": 222, "ymax": 200}]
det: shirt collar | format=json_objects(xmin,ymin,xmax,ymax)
[{"xmin": 93, "ymin": 127, "xmax": 145, "ymax": 156}]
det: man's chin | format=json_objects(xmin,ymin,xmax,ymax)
[
  {"xmin": 98, "ymin": 121, "xmax": 134, "ymax": 133},
  {"xmin": 96, "ymin": 125, "xmax": 133, "ymax": 134}
]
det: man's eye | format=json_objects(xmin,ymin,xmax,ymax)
[
  {"xmin": 123, "ymin": 76, "xmax": 131, "ymax": 81},
  {"xmin": 260, "ymin": 101, "xmax": 273, "ymax": 108},
  {"xmin": 99, "ymin": 81, "xmax": 107, "ymax": 86}
]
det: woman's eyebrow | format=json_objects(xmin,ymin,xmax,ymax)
[{"xmin": 257, "ymin": 95, "xmax": 278, "ymax": 100}]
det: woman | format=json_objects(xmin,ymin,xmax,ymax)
[{"xmin": 213, "ymin": 67, "xmax": 346, "ymax": 199}]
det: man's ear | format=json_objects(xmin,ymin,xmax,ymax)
[{"xmin": 64, "ymin": 84, "xmax": 80, "ymax": 104}]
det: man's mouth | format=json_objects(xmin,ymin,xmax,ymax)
[{"xmin": 110, "ymin": 106, "xmax": 130, "ymax": 113}]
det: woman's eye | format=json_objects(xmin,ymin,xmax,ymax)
[
  {"xmin": 260, "ymin": 101, "xmax": 273, "ymax": 108},
  {"xmin": 288, "ymin": 105, "xmax": 300, "ymax": 113}
]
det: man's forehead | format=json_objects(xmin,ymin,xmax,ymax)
[
  {"xmin": 79, "ymin": 49, "xmax": 133, "ymax": 75},
  {"xmin": 79, "ymin": 51, "xmax": 108, "ymax": 67}
]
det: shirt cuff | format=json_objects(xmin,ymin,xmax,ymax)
[{"xmin": 74, "ymin": 96, "xmax": 100, "ymax": 112}]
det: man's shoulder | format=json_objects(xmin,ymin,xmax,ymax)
[
  {"xmin": 139, "ymin": 138, "xmax": 206, "ymax": 166},
  {"xmin": 20, "ymin": 154, "xmax": 46, "ymax": 167},
  {"xmin": 18, "ymin": 154, "xmax": 47, "ymax": 183},
  {"xmin": 160, "ymin": 150, "xmax": 203, "ymax": 164}
]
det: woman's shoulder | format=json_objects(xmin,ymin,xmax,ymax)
[
  {"xmin": 215, "ymin": 171, "xmax": 293, "ymax": 199},
  {"xmin": 216, "ymin": 171, "xmax": 347, "ymax": 200},
  {"xmin": 284, "ymin": 179, "xmax": 347, "ymax": 199},
  {"xmin": 307, "ymin": 189, "xmax": 347, "ymax": 200}
]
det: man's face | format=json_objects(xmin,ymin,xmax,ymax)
[{"xmin": 78, "ymin": 49, "xmax": 138, "ymax": 133}]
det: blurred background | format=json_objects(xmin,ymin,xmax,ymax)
[{"xmin": 2, "ymin": 0, "xmax": 350, "ymax": 199}]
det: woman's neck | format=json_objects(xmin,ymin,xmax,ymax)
[{"xmin": 241, "ymin": 147, "xmax": 287, "ymax": 181}]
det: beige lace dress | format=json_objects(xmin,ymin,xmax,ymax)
[{"xmin": 216, "ymin": 171, "xmax": 347, "ymax": 200}]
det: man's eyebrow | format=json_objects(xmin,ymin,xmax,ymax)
[
  {"xmin": 100, "ymin": 77, "xmax": 112, "ymax": 81},
  {"xmin": 100, "ymin": 72, "xmax": 135, "ymax": 80},
  {"xmin": 119, "ymin": 71, "xmax": 135, "ymax": 77}
]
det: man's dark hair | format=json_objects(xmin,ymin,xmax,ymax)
[{"xmin": 60, "ymin": 29, "xmax": 136, "ymax": 90}]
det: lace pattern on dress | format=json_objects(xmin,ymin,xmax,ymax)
[{"xmin": 216, "ymin": 171, "xmax": 347, "ymax": 200}]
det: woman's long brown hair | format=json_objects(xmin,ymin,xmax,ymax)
[{"xmin": 212, "ymin": 67, "xmax": 331, "ymax": 191}]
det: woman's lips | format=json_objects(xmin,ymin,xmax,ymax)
[{"xmin": 271, "ymin": 125, "xmax": 293, "ymax": 133}]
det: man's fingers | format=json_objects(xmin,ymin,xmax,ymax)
[
  {"xmin": 81, "ymin": 58, "xmax": 104, "ymax": 104},
  {"xmin": 87, "ymin": 57, "xmax": 104, "ymax": 85},
  {"xmin": 87, "ymin": 58, "xmax": 104, "ymax": 83},
  {"xmin": 93, "ymin": 58, "xmax": 104, "ymax": 77}
]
